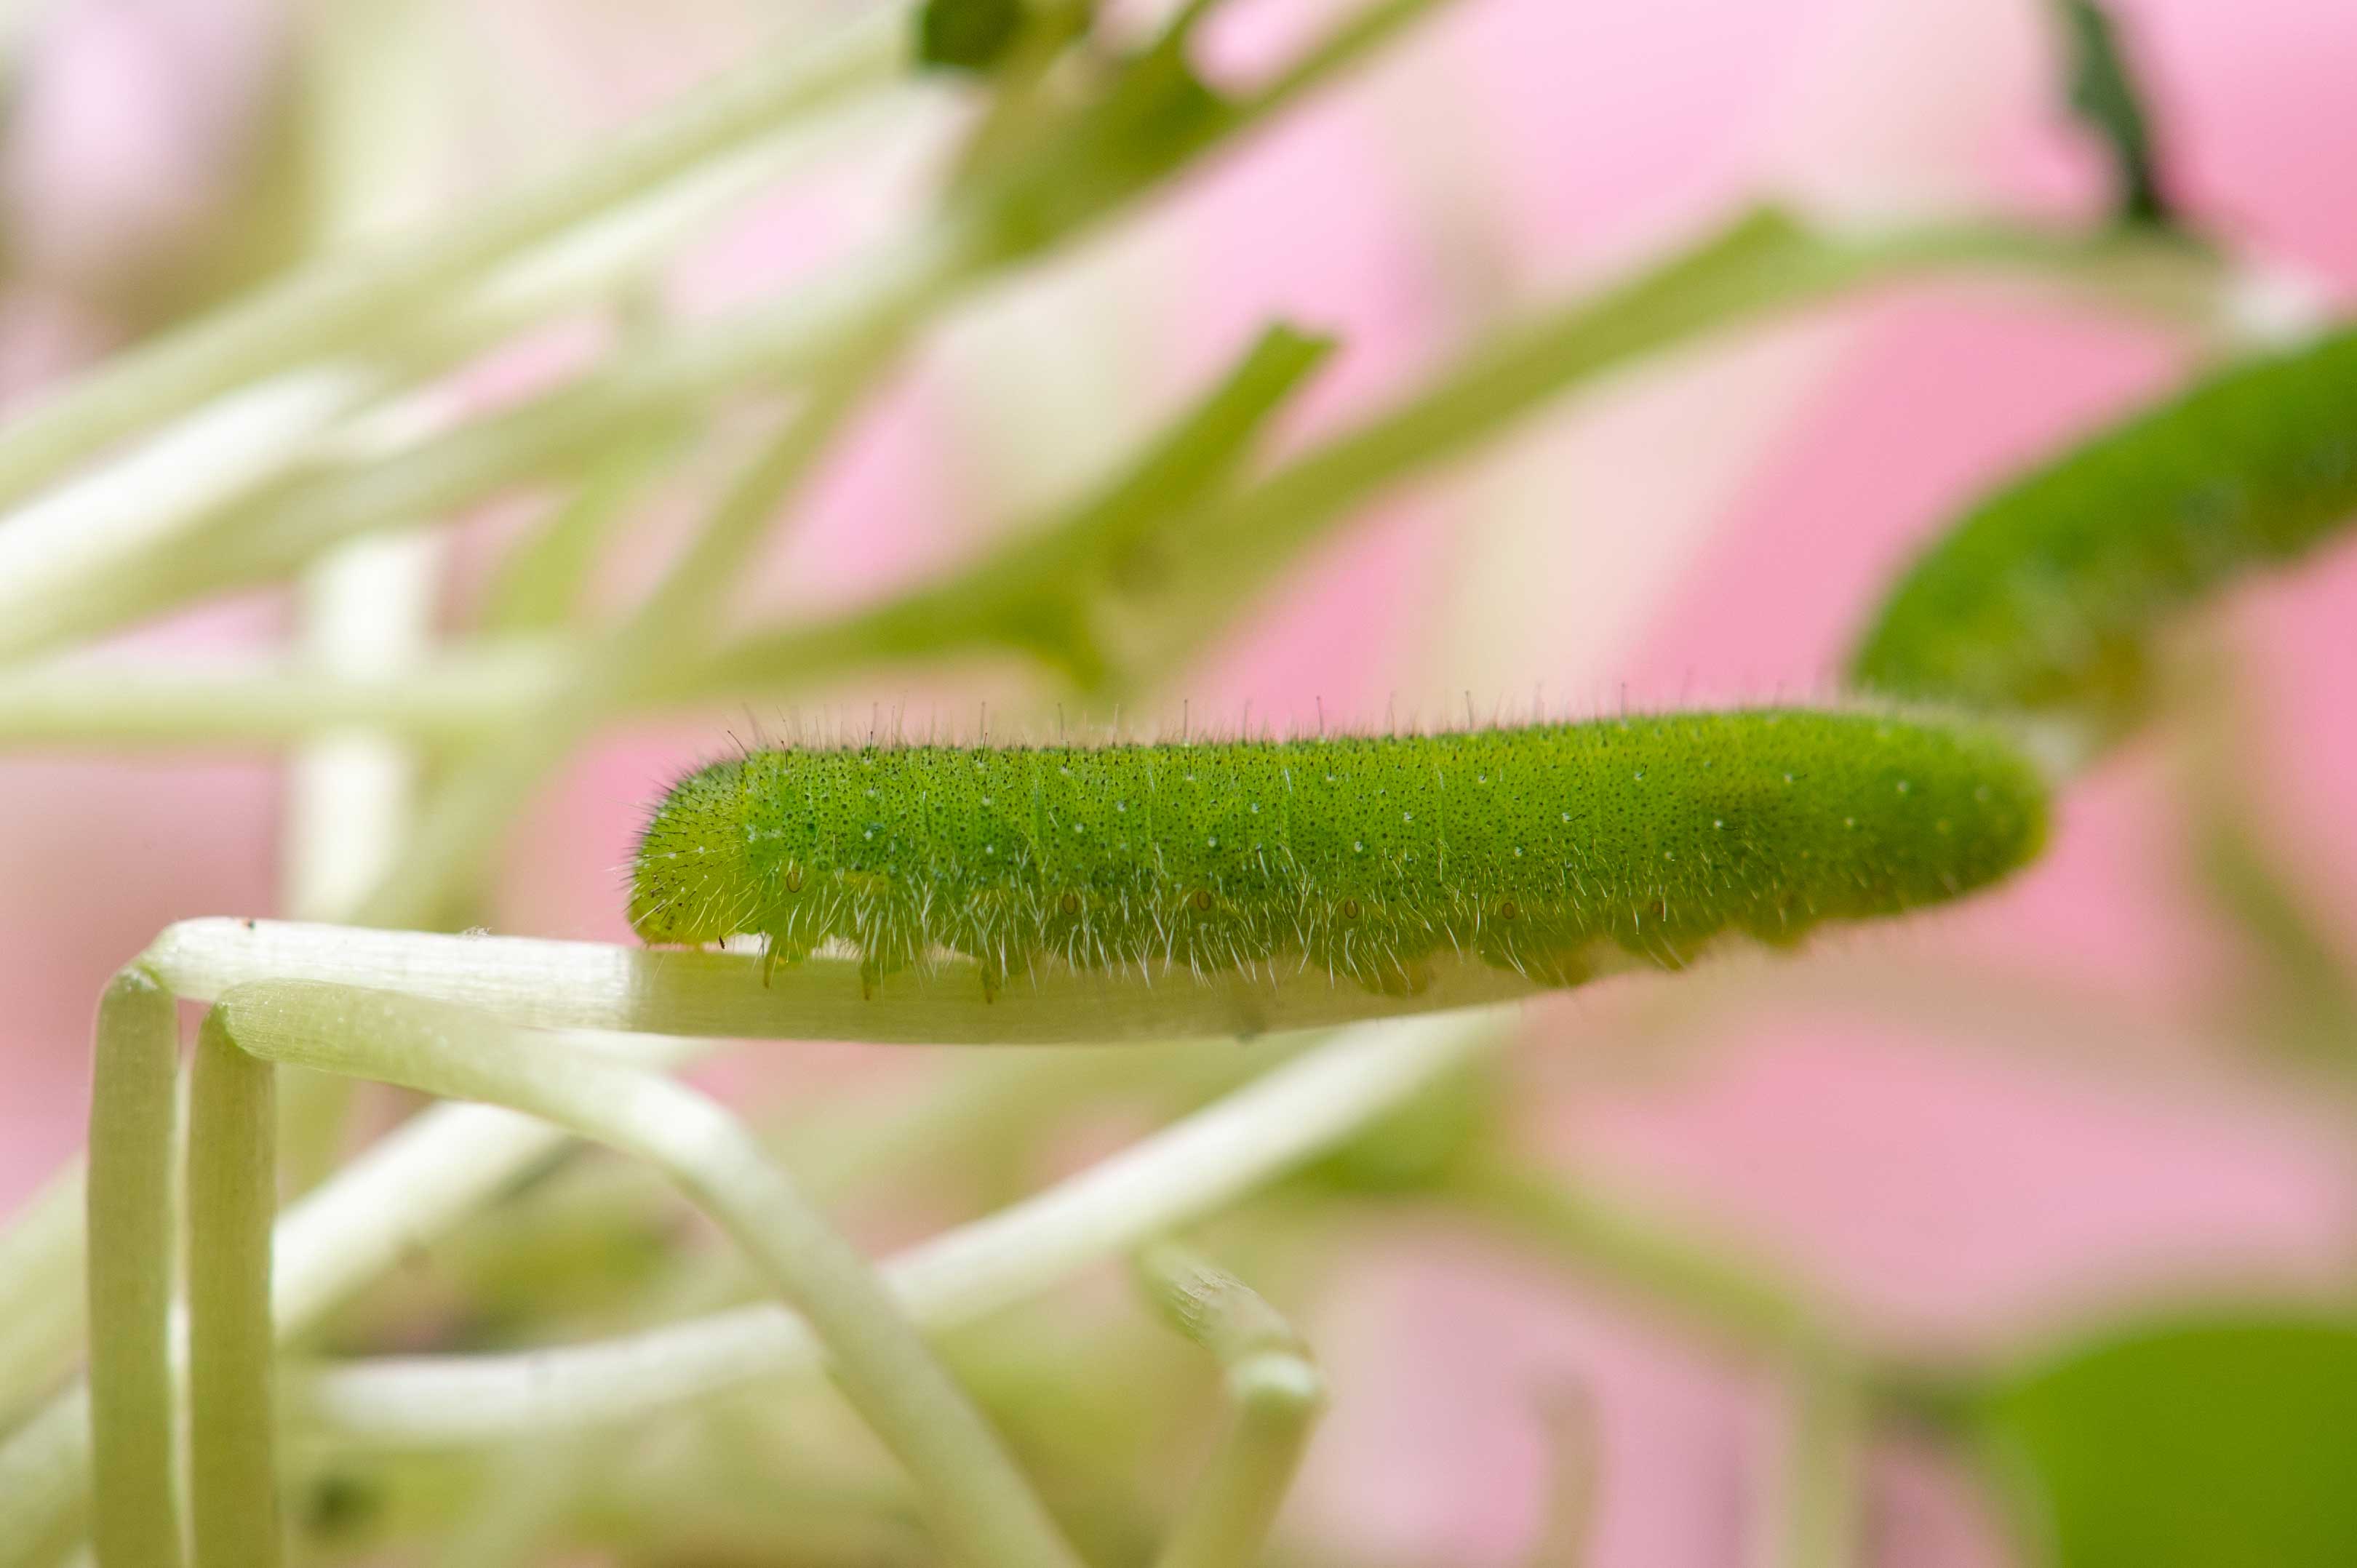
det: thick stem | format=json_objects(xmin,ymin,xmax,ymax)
[
  {"xmin": 85, "ymin": 968, "xmax": 184, "ymax": 1568},
  {"xmin": 212, "ymin": 980, "xmax": 1085, "ymax": 1568},
  {"xmin": 184, "ymin": 1013, "xmax": 282, "ymax": 1568},
  {"xmin": 142, "ymin": 918, "xmax": 1575, "ymax": 1046}
]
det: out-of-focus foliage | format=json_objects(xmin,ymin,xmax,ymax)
[
  {"xmin": 2051, "ymin": 0, "xmax": 2179, "ymax": 231},
  {"xmin": 1851, "ymin": 328, "xmax": 2357, "ymax": 742},
  {"xmin": 919, "ymin": 0, "xmax": 1031, "ymax": 73},
  {"xmin": 1979, "ymin": 1314, "xmax": 2357, "ymax": 1568}
]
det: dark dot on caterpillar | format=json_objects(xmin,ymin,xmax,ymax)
[
  {"xmin": 1340, "ymin": 897, "xmax": 1362, "ymax": 921},
  {"xmin": 1189, "ymin": 888, "xmax": 1214, "ymax": 913},
  {"xmin": 1059, "ymin": 890, "xmax": 1081, "ymax": 916},
  {"xmin": 783, "ymin": 864, "xmax": 805, "ymax": 892},
  {"xmin": 1498, "ymin": 898, "xmax": 1520, "ymax": 921}
]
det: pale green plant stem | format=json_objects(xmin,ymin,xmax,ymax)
[
  {"xmin": 0, "ymin": 0, "xmax": 1450, "ymax": 665},
  {"xmin": 0, "ymin": 209, "xmax": 981, "ymax": 669},
  {"xmin": 0, "ymin": 368, "xmax": 380, "ymax": 665},
  {"xmin": 1443, "ymin": 1159, "xmax": 1838, "ymax": 1359},
  {"xmin": 84, "ymin": 968, "xmax": 183, "ymax": 1568},
  {"xmin": 184, "ymin": 1012, "xmax": 282, "ymax": 1568},
  {"xmin": 272, "ymin": 0, "xmax": 454, "ymax": 1192},
  {"xmin": 0, "ymin": 215, "xmax": 2233, "ymax": 753},
  {"xmin": 431, "ymin": 1043, "xmax": 1281, "ymax": 1568},
  {"xmin": 350, "ymin": 352, "xmax": 888, "ymax": 932},
  {"xmin": 275, "ymin": 524, "xmax": 442, "ymax": 1192},
  {"xmin": 0, "ymin": 1389, "xmax": 93, "ymax": 1568},
  {"xmin": 0, "ymin": 646, "xmax": 561, "ymax": 750},
  {"xmin": 143, "ymin": 916, "xmax": 1579, "ymax": 1044},
  {"xmin": 0, "ymin": 84, "xmax": 899, "ymax": 669},
  {"xmin": 1135, "ymin": 1244, "xmax": 1325, "ymax": 1568},
  {"xmin": 476, "ymin": 420, "xmax": 685, "ymax": 633},
  {"xmin": 1451, "ymin": 1161, "xmax": 1865, "ymax": 1566},
  {"xmin": 0, "ymin": 1, "xmax": 914, "ymax": 510},
  {"xmin": 432, "ymin": 1436, "xmax": 613, "ymax": 1568},
  {"xmin": 684, "ymin": 215, "xmax": 2233, "ymax": 703},
  {"xmin": 0, "ymin": 1033, "xmax": 713, "ymax": 1568},
  {"xmin": 210, "ymin": 980, "xmax": 1086, "ymax": 1568},
  {"xmin": 287, "ymin": 1012, "xmax": 1503, "ymax": 1448},
  {"xmin": 0, "ymin": 1161, "xmax": 87, "ymax": 1432},
  {"xmin": 1762, "ymin": 1343, "xmax": 1862, "ymax": 1568}
]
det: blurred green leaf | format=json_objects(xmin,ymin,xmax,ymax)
[
  {"xmin": 918, "ymin": 0, "xmax": 1030, "ymax": 73},
  {"xmin": 2051, "ymin": 0, "xmax": 2177, "ymax": 231},
  {"xmin": 1851, "ymin": 327, "xmax": 2357, "ymax": 743},
  {"xmin": 1978, "ymin": 1313, "xmax": 2357, "ymax": 1568}
]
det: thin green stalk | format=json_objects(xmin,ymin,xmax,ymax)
[
  {"xmin": 289, "ymin": 1013, "xmax": 1504, "ymax": 1448},
  {"xmin": 144, "ymin": 916, "xmax": 1579, "ymax": 1044},
  {"xmin": 0, "ymin": 1160, "xmax": 87, "ymax": 1432},
  {"xmin": 692, "ymin": 319, "xmax": 1335, "ymax": 692},
  {"xmin": 85, "ymin": 967, "xmax": 184, "ymax": 1568},
  {"xmin": 0, "ymin": 646, "xmax": 559, "ymax": 750},
  {"xmin": 211, "ymin": 980, "xmax": 1086, "ymax": 1568},
  {"xmin": 687, "ymin": 211, "xmax": 2230, "ymax": 704},
  {"xmin": 1097, "ymin": 217, "xmax": 2230, "ymax": 692},
  {"xmin": 271, "ymin": 0, "xmax": 455, "ymax": 1190},
  {"xmin": 1136, "ymin": 1245, "xmax": 1325, "ymax": 1568},
  {"xmin": 1445, "ymin": 1159, "xmax": 1835, "ymax": 1358},
  {"xmin": 350, "ymin": 345, "xmax": 889, "ymax": 931},
  {"xmin": 0, "ymin": 207, "xmax": 980, "ymax": 668},
  {"xmin": 1763, "ymin": 1343, "xmax": 1862, "ymax": 1568},
  {"xmin": 0, "ymin": 1034, "xmax": 711, "ymax": 1567},
  {"xmin": 0, "ymin": 0, "xmax": 1462, "ymax": 665},
  {"xmin": 0, "ymin": 217, "xmax": 2230, "ymax": 751},
  {"xmin": 185, "ymin": 1012, "xmax": 282, "ymax": 1568},
  {"xmin": 477, "ymin": 420, "xmax": 685, "ymax": 633},
  {"xmin": 0, "ymin": 2, "xmax": 913, "ymax": 510},
  {"xmin": 274, "ymin": 530, "xmax": 443, "ymax": 1188}
]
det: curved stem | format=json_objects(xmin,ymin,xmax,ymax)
[
  {"xmin": 1136, "ymin": 1245, "xmax": 1325, "ymax": 1568},
  {"xmin": 0, "ymin": 1034, "xmax": 716, "ymax": 1564},
  {"xmin": 212, "ymin": 980, "xmax": 1087, "ymax": 1568},
  {"xmin": 290, "ymin": 1012, "xmax": 1502, "ymax": 1447}
]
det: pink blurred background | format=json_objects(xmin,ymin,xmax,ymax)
[{"xmin": 5, "ymin": 1, "xmax": 2357, "ymax": 1562}]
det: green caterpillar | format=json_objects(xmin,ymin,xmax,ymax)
[
  {"xmin": 1851, "ymin": 327, "xmax": 2357, "ymax": 732},
  {"xmin": 630, "ymin": 708, "xmax": 2046, "ymax": 999}
]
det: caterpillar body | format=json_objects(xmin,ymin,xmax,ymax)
[
  {"xmin": 630, "ymin": 708, "xmax": 2046, "ymax": 999},
  {"xmin": 1851, "ymin": 327, "xmax": 2357, "ymax": 730}
]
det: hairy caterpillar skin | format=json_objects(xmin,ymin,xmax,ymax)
[
  {"xmin": 1851, "ymin": 328, "xmax": 2357, "ymax": 729},
  {"xmin": 630, "ymin": 708, "xmax": 2046, "ymax": 1000}
]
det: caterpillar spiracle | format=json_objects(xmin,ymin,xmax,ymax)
[{"xmin": 629, "ymin": 708, "xmax": 2047, "ymax": 1001}]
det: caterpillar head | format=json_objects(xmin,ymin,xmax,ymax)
[{"xmin": 630, "ymin": 759, "xmax": 761, "ymax": 945}]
